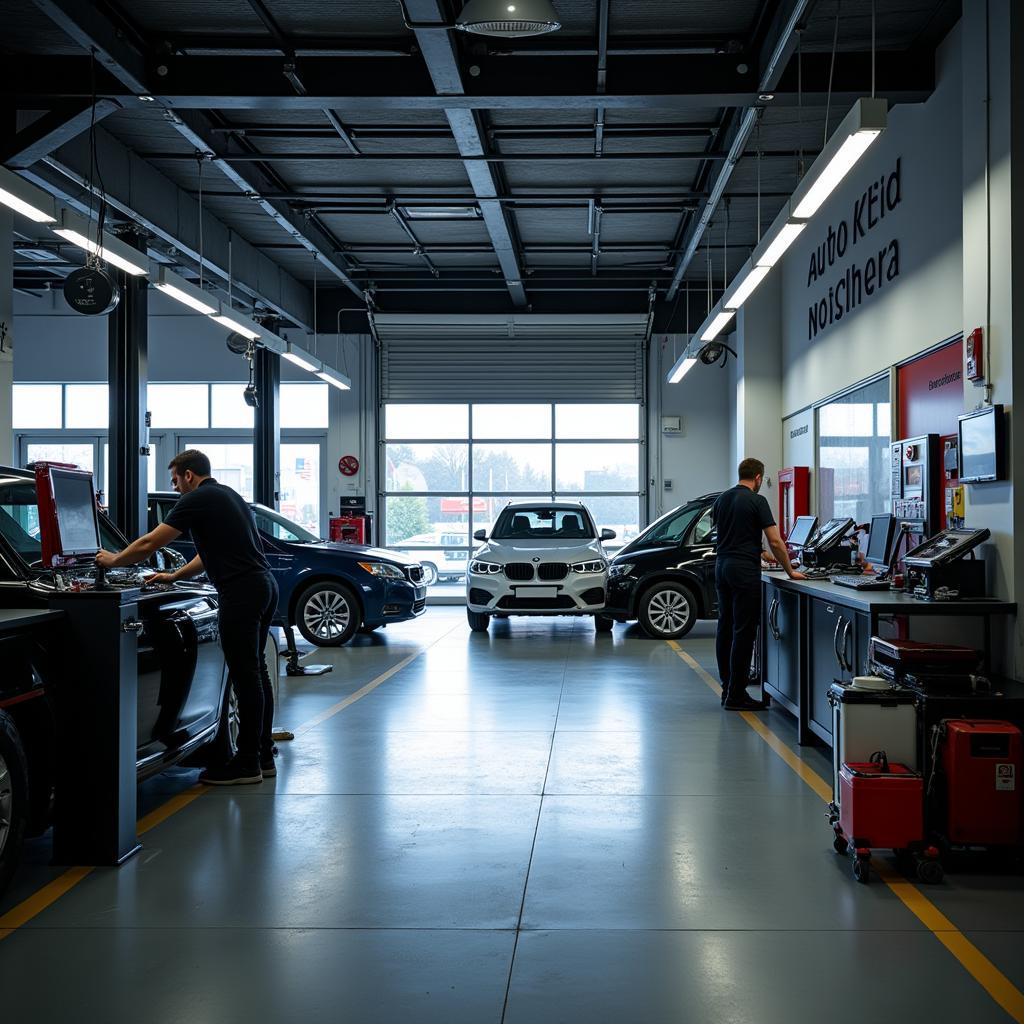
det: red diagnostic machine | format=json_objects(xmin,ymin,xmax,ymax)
[{"xmin": 33, "ymin": 461, "xmax": 103, "ymax": 569}]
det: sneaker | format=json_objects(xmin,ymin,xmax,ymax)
[
  {"xmin": 260, "ymin": 756, "xmax": 277, "ymax": 778},
  {"xmin": 200, "ymin": 757, "xmax": 263, "ymax": 786}
]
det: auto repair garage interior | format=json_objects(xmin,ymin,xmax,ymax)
[{"xmin": 1, "ymin": 0, "xmax": 1024, "ymax": 1021}]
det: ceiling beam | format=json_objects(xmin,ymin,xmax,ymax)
[
  {"xmin": 404, "ymin": 0, "xmax": 527, "ymax": 308},
  {"xmin": 3, "ymin": 99, "xmax": 121, "ymax": 169}
]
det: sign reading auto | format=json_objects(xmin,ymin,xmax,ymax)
[{"xmin": 805, "ymin": 157, "xmax": 902, "ymax": 340}]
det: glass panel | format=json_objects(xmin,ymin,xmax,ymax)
[
  {"xmin": 281, "ymin": 383, "xmax": 329, "ymax": 428},
  {"xmin": 185, "ymin": 442, "xmax": 253, "ymax": 500},
  {"xmin": 280, "ymin": 442, "xmax": 321, "ymax": 535},
  {"xmin": 252, "ymin": 505, "xmax": 318, "ymax": 543},
  {"xmin": 492, "ymin": 505, "xmax": 596, "ymax": 540},
  {"xmin": 385, "ymin": 444, "xmax": 468, "ymax": 492},
  {"xmin": 385, "ymin": 404, "xmax": 468, "ymax": 440},
  {"xmin": 25, "ymin": 442, "xmax": 94, "ymax": 475},
  {"xmin": 149, "ymin": 384, "xmax": 208, "ymax": 429},
  {"xmin": 65, "ymin": 384, "xmax": 108, "ymax": 429},
  {"xmin": 691, "ymin": 508, "xmax": 715, "ymax": 545},
  {"xmin": 555, "ymin": 443, "xmax": 640, "ymax": 492},
  {"xmin": 472, "ymin": 443, "xmax": 551, "ymax": 491},
  {"xmin": 639, "ymin": 502, "xmax": 703, "ymax": 545},
  {"xmin": 556, "ymin": 403, "xmax": 639, "ymax": 439},
  {"xmin": 556, "ymin": 495, "xmax": 641, "ymax": 550},
  {"xmin": 472, "ymin": 495, "xmax": 548, "ymax": 539},
  {"xmin": 472, "ymin": 404, "xmax": 551, "ymax": 439},
  {"xmin": 210, "ymin": 384, "xmax": 255, "ymax": 429},
  {"xmin": 816, "ymin": 377, "xmax": 890, "ymax": 523},
  {"xmin": 12, "ymin": 385, "xmax": 62, "ymax": 429},
  {"xmin": 385, "ymin": 494, "xmax": 474, "ymax": 553}
]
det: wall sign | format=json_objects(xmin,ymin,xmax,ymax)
[
  {"xmin": 805, "ymin": 158, "xmax": 903, "ymax": 341},
  {"xmin": 338, "ymin": 455, "xmax": 360, "ymax": 477}
]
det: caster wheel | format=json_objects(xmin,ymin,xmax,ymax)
[
  {"xmin": 833, "ymin": 836, "xmax": 849, "ymax": 855},
  {"xmin": 853, "ymin": 857, "xmax": 871, "ymax": 884},
  {"xmin": 916, "ymin": 859, "xmax": 944, "ymax": 885}
]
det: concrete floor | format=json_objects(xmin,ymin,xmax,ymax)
[{"xmin": 2, "ymin": 608, "xmax": 1023, "ymax": 1023}]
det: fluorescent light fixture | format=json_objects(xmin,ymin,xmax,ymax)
[
  {"xmin": 53, "ymin": 227, "xmax": 148, "ymax": 276},
  {"xmin": 700, "ymin": 310, "xmax": 735, "ymax": 341},
  {"xmin": 154, "ymin": 268, "xmax": 217, "ymax": 314},
  {"xmin": 209, "ymin": 307, "xmax": 261, "ymax": 340},
  {"xmin": 755, "ymin": 221, "xmax": 807, "ymax": 268},
  {"xmin": 316, "ymin": 365, "xmax": 352, "ymax": 391},
  {"xmin": 400, "ymin": 205, "xmax": 480, "ymax": 220},
  {"xmin": 0, "ymin": 168, "xmax": 56, "ymax": 223},
  {"xmin": 283, "ymin": 342, "xmax": 321, "ymax": 373},
  {"xmin": 724, "ymin": 263, "xmax": 771, "ymax": 309},
  {"xmin": 791, "ymin": 97, "xmax": 887, "ymax": 220},
  {"xmin": 668, "ymin": 355, "xmax": 698, "ymax": 384}
]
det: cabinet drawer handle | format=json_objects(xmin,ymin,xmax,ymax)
[
  {"xmin": 122, "ymin": 619, "xmax": 144, "ymax": 635},
  {"xmin": 768, "ymin": 596, "xmax": 780, "ymax": 640},
  {"xmin": 832, "ymin": 616, "xmax": 844, "ymax": 669},
  {"xmin": 841, "ymin": 618, "xmax": 853, "ymax": 673}
]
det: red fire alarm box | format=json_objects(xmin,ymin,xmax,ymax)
[
  {"xmin": 330, "ymin": 515, "xmax": 368, "ymax": 545},
  {"xmin": 966, "ymin": 327, "xmax": 985, "ymax": 383},
  {"xmin": 777, "ymin": 467, "xmax": 810, "ymax": 540}
]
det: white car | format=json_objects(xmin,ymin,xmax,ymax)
[
  {"xmin": 393, "ymin": 531, "xmax": 469, "ymax": 585},
  {"xmin": 465, "ymin": 502, "xmax": 615, "ymax": 632}
]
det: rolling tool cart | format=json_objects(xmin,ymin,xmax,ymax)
[{"xmin": 834, "ymin": 751, "xmax": 940, "ymax": 884}]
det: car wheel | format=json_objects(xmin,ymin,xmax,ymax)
[
  {"xmin": 639, "ymin": 582, "xmax": 697, "ymax": 639},
  {"xmin": 0, "ymin": 712, "xmax": 30, "ymax": 897},
  {"xmin": 594, "ymin": 614, "xmax": 614, "ymax": 632},
  {"xmin": 420, "ymin": 562, "xmax": 439, "ymax": 587},
  {"xmin": 296, "ymin": 581, "xmax": 360, "ymax": 647},
  {"xmin": 467, "ymin": 609, "xmax": 490, "ymax": 632}
]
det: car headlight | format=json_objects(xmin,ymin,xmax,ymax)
[
  {"xmin": 608, "ymin": 562, "xmax": 635, "ymax": 579},
  {"xmin": 357, "ymin": 561, "xmax": 406, "ymax": 580},
  {"xmin": 571, "ymin": 559, "xmax": 607, "ymax": 574},
  {"xmin": 469, "ymin": 560, "xmax": 502, "ymax": 575}
]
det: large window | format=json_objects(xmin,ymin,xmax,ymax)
[
  {"xmin": 816, "ymin": 376, "xmax": 891, "ymax": 524},
  {"xmin": 382, "ymin": 403, "xmax": 643, "ymax": 591}
]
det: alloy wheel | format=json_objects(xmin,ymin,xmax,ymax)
[
  {"xmin": 303, "ymin": 589, "xmax": 351, "ymax": 641},
  {"xmin": 647, "ymin": 589, "xmax": 691, "ymax": 635},
  {"xmin": 0, "ymin": 753, "xmax": 11, "ymax": 860}
]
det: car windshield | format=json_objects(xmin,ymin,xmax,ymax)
[
  {"xmin": 633, "ymin": 501, "xmax": 706, "ymax": 546},
  {"xmin": 251, "ymin": 504, "xmax": 320, "ymax": 543},
  {"xmin": 492, "ymin": 507, "xmax": 595, "ymax": 540},
  {"xmin": 0, "ymin": 479, "xmax": 124, "ymax": 567}
]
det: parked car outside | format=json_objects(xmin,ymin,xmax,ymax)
[
  {"xmin": 465, "ymin": 501, "xmax": 615, "ymax": 632},
  {"xmin": 149, "ymin": 492, "xmax": 427, "ymax": 647},
  {"xmin": 394, "ymin": 530, "xmax": 469, "ymax": 586},
  {"xmin": 0, "ymin": 466, "xmax": 276, "ymax": 895},
  {"xmin": 604, "ymin": 493, "xmax": 722, "ymax": 639}
]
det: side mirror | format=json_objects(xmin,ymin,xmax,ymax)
[
  {"xmin": 600, "ymin": 528, "xmax": 617, "ymax": 541},
  {"xmin": 473, "ymin": 529, "xmax": 487, "ymax": 541}
]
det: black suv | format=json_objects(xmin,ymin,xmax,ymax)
[
  {"xmin": 0, "ymin": 466, "xmax": 268, "ymax": 895},
  {"xmin": 604, "ymin": 493, "xmax": 721, "ymax": 639}
]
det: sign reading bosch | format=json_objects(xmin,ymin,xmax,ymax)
[{"xmin": 806, "ymin": 158, "xmax": 902, "ymax": 340}]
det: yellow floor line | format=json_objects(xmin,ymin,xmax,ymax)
[
  {"xmin": 668, "ymin": 638, "xmax": 1024, "ymax": 1023},
  {"xmin": 0, "ymin": 625, "xmax": 456, "ymax": 945}
]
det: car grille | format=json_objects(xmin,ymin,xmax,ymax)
[
  {"xmin": 407, "ymin": 565, "xmax": 424, "ymax": 584},
  {"xmin": 538, "ymin": 562, "xmax": 568, "ymax": 581},
  {"xmin": 412, "ymin": 599, "xmax": 426, "ymax": 613},
  {"xmin": 504, "ymin": 563, "xmax": 534, "ymax": 581},
  {"xmin": 497, "ymin": 595, "xmax": 576, "ymax": 610}
]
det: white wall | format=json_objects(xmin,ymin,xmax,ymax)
[
  {"xmin": 649, "ymin": 333, "xmax": 733, "ymax": 519},
  {"xmin": 778, "ymin": 27, "xmax": 964, "ymax": 417}
]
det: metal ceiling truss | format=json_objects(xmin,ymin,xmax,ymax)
[{"xmin": 2, "ymin": 99, "xmax": 120, "ymax": 169}]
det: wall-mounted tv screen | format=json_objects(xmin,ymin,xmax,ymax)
[{"xmin": 958, "ymin": 405, "xmax": 1005, "ymax": 484}]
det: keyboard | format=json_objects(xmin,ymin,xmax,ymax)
[{"xmin": 832, "ymin": 574, "xmax": 891, "ymax": 591}]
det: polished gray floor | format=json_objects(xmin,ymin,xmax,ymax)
[{"xmin": 2, "ymin": 610, "xmax": 1023, "ymax": 1023}]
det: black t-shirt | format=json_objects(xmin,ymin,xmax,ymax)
[
  {"xmin": 163, "ymin": 478, "xmax": 270, "ymax": 590},
  {"xmin": 711, "ymin": 484, "xmax": 775, "ymax": 566}
]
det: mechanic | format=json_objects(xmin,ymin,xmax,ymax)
[
  {"xmin": 711, "ymin": 457, "xmax": 806, "ymax": 711},
  {"xmin": 96, "ymin": 449, "xmax": 278, "ymax": 785}
]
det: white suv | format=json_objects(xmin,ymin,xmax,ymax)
[{"xmin": 466, "ymin": 502, "xmax": 615, "ymax": 632}]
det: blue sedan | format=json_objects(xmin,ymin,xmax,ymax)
[{"xmin": 149, "ymin": 493, "xmax": 427, "ymax": 646}]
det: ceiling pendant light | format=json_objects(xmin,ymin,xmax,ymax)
[{"xmin": 456, "ymin": 0, "xmax": 561, "ymax": 37}]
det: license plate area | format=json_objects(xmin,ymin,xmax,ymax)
[{"xmin": 515, "ymin": 586, "xmax": 558, "ymax": 599}]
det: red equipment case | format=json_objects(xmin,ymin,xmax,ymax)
[
  {"xmin": 940, "ymin": 720, "xmax": 1022, "ymax": 846},
  {"xmin": 329, "ymin": 515, "xmax": 368, "ymax": 545},
  {"xmin": 839, "ymin": 761, "xmax": 924, "ymax": 850}
]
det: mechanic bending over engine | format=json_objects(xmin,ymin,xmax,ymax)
[
  {"xmin": 96, "ymin": 448, "xmax": 278, "ymax": 785},
  {"xmin": 711, "ymin": 457, "xmax": 806, "ymax": 711}
]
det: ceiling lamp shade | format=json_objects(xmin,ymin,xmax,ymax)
[{"xmin": 456, "ymin": 0, "xmax": 560, "ymax": 37}]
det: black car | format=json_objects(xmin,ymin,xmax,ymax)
[
  {"xmin": 604, "ymin": 493, "xmax": 722, "ymax": 639},
  {"xmin": 0, "ymin": 466, "xmax": 271, "ymax": 895}
]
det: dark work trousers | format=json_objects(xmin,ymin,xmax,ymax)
[
  {"xmin": 217, "ymin": 570, "xmax": 279, "ymax": 763},
  {"xmin": 715, "ymin": 560, "xmax": 762, "ymax": 702}
]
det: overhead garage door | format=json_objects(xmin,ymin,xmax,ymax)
[{"xmin": 375, "ymin": 313, "xmax": 647, "ymax": 402}]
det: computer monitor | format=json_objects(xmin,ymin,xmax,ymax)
[
  {"xmin": 865, "ymin": 513, "xmax": 896, "ymax": 569},
  {"xmin": 958, "ymin": 404, "xmax": 1005, "ymax": 483},
  {"xmin": 34, "ymin": 463, "xmax": 102, "ymax": 566},
  {"xmin": 786, "ymin": 515, "xmax": 818, "ymax": 549}
]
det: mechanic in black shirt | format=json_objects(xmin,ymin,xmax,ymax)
[
  {"xmin": 711, "ymin": 457, "xmax": 805, "ymax": 711},
  {"xmin": 96, "ymin": 449, "xmax": 279, "ymax": 785}
]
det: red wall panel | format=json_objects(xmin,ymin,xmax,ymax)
[{"xmin": 897, "ymin": 340, "xmax": 963, "ymax": 438}]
